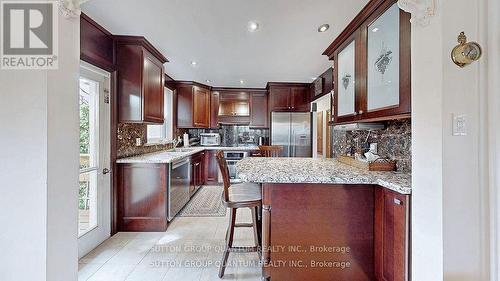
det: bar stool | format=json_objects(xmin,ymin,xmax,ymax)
[
  {"xmin": 216, "ymin": 150, "xmax": 262, "ymax": 278},
  {"xmin": 258, "ymin": 145, "xmax": 283, "ymax": 157}
]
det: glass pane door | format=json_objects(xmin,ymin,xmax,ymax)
[
  {"xmin": 79, "ymin": 77, "xmax": 99, "ymax": 236},
  {"xmin": 78, "ymin": 62, "xmax": 111, "ymax": 258}
]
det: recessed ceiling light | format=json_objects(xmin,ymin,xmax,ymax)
[
  {"xmin": 191, "ymin": 61, "xmax": 197, "ymax": 66},
  {"xmin": 239, "ymin": 80, "xmax": 245, "ymax": 84},
  {"xmin": 372, "ymin": 27, "xmax": 379, "ymax": 32},
  {"xmin": 311, "ymin": 77, "xmax": 317, "ymax": 80},
  {"xmin": 318, "ymin": 24, "xmax": 330, "ymax": 33},
  {"xmin": 248, "ymin": 21, "xmax": 259, "ymax": 32},
  {"xmin": 206, "ymin": 79, "xmax": 212, "ymax": 83}
]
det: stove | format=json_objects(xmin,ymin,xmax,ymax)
[{"xmin": 219, "ymin": 151, "xmax": 249, "ymax": 183}]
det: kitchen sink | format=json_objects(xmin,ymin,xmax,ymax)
[{"xmin": 168, "ymin": 148, "xmax": 197, "ymax": 153}]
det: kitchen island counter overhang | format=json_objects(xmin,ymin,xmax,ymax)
[{"xmin": 236, "ymin": 157, "xmax": 411, "ymax": 281}]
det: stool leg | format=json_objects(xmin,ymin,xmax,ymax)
[
  {"xmin": 219, "ymin": 208, "xmax": 236, "ymax": 278},
  {"xmin": 251, "ymin": 206, "xmax": 262, "ymax": 260}
]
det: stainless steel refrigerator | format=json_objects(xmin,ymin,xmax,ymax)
[{"xmin": 271, "ymin": 112, "xmax": 312, "ymax": 157}]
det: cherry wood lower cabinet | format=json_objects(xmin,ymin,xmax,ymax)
[
  {"xmin": 261, "ymin": 183, "xmax": 410, "ymax": 281},
  {"xmin": 374, "ymin": 188, "xmax": 410, "ymax": 281},
  {"xmin": 190, "ymin": 151, "xmax": 205, "ymax": 195},
  {"xmin": 117, "ymin": 163, "xmax": 168, "ymax": 232},
  {"xmin": 204, "ymin": 150, "xmax": 219, "ymax": 184}
]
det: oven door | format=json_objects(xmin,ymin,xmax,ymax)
[{"xmin": 168, "ymin": 158, "xmax": 191, "ymax": 221}]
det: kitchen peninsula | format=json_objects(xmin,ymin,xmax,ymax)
[{"xmin": 237, "ymin": 157, "xmax": 411, "ymax": 281}]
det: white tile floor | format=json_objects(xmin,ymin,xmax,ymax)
[{"xmin": 79, "ymin": 208, "xmax": 261, "ymax": 281}]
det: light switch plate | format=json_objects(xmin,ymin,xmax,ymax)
[
  {"xmin": 135, "ymin": 137, "xmax": 142, "ymax": 146},
  {"xmin": 452, "ymin": 114, "xmax": 467, "ymax": 136}
]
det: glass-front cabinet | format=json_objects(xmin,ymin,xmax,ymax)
[
  {"xmin": 328, "ymin": 0, "xmax": 411, "ymax": 124},
  {"xmin": 336, "ymin": 40, "xmax": 356, "ymax": 119},
  {"xmin": 366, "ymin": 3, "xmax": 400, "ymax": 112}
]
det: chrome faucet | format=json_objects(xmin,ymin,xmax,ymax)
[{"xmin": 172, "ymin": 136, "xmax": 181, "ymax": 148}]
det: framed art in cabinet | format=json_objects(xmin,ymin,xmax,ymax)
[
  {"xmin": 362, "ymin": 1, "xmax": 411, "ymax": 120},
  {"xmin": 333, "ymin": 32, "xmax": 361, "ymax": 124}
]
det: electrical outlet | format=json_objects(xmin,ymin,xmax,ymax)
[
  {"xmin": 135, "ymin": 137, "xmax": 142, "ymax": 146},
  {"xmin": 452, "ymin": 114, "xmax": 467, "ymax": 136}
]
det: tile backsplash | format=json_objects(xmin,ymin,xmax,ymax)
[
  {"xmin": 117, "ymin": 123, "xmax": 173, "ymax": 158},
  {"xmin": 333, "ymin": 119, "xmax": 411, "ymax": 172},
  {"xmin": 117, "ymin": 123, "xmax": 269, "ymax": 158},
  {"xmin": 187, "ymin": 125, "xmax": 269, "ymax": 147}
]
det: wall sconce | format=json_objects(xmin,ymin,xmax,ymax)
[{"xmin": 451, "ymin": 32, "xmax": 482, "ymax": 68}]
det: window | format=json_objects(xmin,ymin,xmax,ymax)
[{"xmin": 147, "ymin": 87, "xmax": 173, "ymax": 143}]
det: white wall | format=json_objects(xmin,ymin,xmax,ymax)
[
  {"xmin": 411, "ymin": 6, "xmax": 444, "ymax": 280},
  {"xmin": 486, "ymin": 0, "xmax": 500, "ymax": 279},
  {"xmin": 441, "ymin": 0, "xmax": 484, "ymax": 279},
  {"xmin": 0, "ymin": 12, "xmax": 80, "ymax": 281},
  {"xmin": 411, "ymin": 0, "xmax": 493, "ymax": 279},
  {"xmin": 46, "ymin": 12, "xmax": 80, "ymax": 281},
  {"xmin": 0, "ymin": 68, "xmax": 49, "ymax": 281}
]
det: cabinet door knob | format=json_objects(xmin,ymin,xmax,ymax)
[{"xmin": 358, "ymin": 110, "xmax": 364, "ymax": 114}]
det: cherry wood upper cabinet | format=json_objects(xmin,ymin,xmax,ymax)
[
  {"xmin": 323, "ymin": 0, "xmax": 411, "ymax": 124},
  {"xmin": 80, "ymin": 13, "xmax": 114, "ymax": 72},
  {"xmin": 268, "ymin": 82, "xmax": 311, "ymax": 112},
  {"xmin": 213, "ymin": 88, "xmax": 265, "ymax": 125},
  {"xmin": 290, "ymin": 86, "xmax": 310, "ymax": 111},
  {"xmin": 209, "ymin": 91, "xmax": 220, "ymax": 129},
  {"xmin": 217, "ymin": 91, "xmax": 250, "ymax": 117},
  {"xmin": 374, "ymin": 188, "xmax": 410, "ymax": 281},
  {"xmin": 249, "ymin": 92, "xmax": 268, "ymax": 128},
  {"xmin": 268, "ymin": 86, "xmax": 290, "ymax": 111},
  {"xmin": 176, "ymin": 82, "xmax": 211, "ymax": 128},
  {"xmin": 193, "ymin": 86, "xmax": 210, "ymax": 127},
  {"xmin": 115, "ymin": 36, "xmax": 168, "ymax": 124}
]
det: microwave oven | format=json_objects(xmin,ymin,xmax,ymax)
[{"xmin": 200, "ymin": 133, "xmax": 221, "ymax": 146}]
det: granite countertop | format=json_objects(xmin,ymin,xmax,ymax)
[
  {"xmin": 202, "ymin": 146, "xmax": 259, "ymax": 151},
  {"xmin": 116, "ymin": 145, "xmax": 259, "ymax": 164},
  {"xmin": 116, "ymin": 147, "xmax": 206, "ymax": 164},
  {"xmin": 236, "ymin": 157, "xmax": 411, "ymax": 195}
]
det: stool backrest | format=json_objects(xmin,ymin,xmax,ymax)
[
  {"xmin": 215, "ymin": 150, "xmax": 231, "ymax": 202},
  {"xmin": 258, "ymin": 145, "xmax": 283, "ymax": 157}
]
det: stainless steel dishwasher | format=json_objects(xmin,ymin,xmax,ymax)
[{"xmin": 167, "ymin": 157, "xmax": 191, "ymax": 221}]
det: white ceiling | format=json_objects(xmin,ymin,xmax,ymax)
[{"xmin": 82, "ymin": 0, "xmax": 368, "ymax": 88}]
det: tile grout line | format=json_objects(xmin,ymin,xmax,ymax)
[{"xmin": 82, "ymin": 238, "xmax": 133, "ymax": 280}]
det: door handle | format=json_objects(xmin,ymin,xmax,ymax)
[{"xmin": 102, "ymin": 168, "xmax": 110, "ymax": 175}]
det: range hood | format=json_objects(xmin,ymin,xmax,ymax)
[{"xmin": 333, "ymin": 123, "xmax": 385, "ymax": 131}]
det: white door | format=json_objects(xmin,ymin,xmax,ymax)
[{"xmin": 78, "ymin": 62, "xmax": 111, "ymax": 258}]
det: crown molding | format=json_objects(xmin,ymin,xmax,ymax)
[
  {"xmin": 398, "ymin": 0, "xmax": 436, "ymax": 27},
  {"xmin": 58, "ymin": 0, "xmax": 90, "ymax": 18}
]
